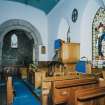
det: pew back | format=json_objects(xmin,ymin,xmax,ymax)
[
  {"xmin": 52, "ymin": 77, "xmax": 98, "ymax": 105},
  {"xmin": 75, "ymin": 87, "xmax": 105, "ymax": 105}
]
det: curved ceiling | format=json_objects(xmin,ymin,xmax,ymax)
[{"xmin": 7, "ymin": 0, "xmax": 60, "ymax": 14}]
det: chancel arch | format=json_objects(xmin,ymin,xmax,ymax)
[{"xmin": 0, "ymin": 19, "xmax": 42, "ymax": 66}]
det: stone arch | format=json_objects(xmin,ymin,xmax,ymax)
[{"xmin": 0, "ymin": 19, "xmax": 42, "ymax": 65}]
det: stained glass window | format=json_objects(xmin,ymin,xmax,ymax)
[
  {"xmin": 11, "ymin": 33, "xmax": 18, "ymax": 48},
  {"xmin": 92, "ymin": 8, "xmax": 105, "ymax": 59}
]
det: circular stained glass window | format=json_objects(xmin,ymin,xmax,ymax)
[{"xmin": 72, "ymin": 8, "xmax": 78, "ymax": 23}]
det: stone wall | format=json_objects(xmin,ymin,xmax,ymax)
[{"xmin": 2, "ymin": 30, "xmax": 33, "ymax": 66}]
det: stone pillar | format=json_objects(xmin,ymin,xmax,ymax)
[
  {"xmin": 33, "ymin": 45, "xmax": 35, "ymax": 63},
  {"xmin": 34, "ymin": 45, "xmax": 39, "ymax": 65},
  {"xmin": 0, "ymin": 43, "xmax": 2, "ymax": 65},
  {"xmin": 33, "ymin": 44, "xmax": 39, "ymax": 65}
]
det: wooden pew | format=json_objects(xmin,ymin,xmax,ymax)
[
  {"xmin": 74, "ymin": 86, "xmax": 105, "ymax": 105},
  {"xmin": 41, "ymin": 74, "xmax": 81, "ymax": 105},
  {"xmin": 51, "ymin": 76, "xmax": 98, "ymax": 105}
]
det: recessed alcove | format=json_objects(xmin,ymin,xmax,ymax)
[{"xmin": 2, "ymin": 29, "xmax": 34, "ymax": 66}]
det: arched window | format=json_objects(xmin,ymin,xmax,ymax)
[
  {"xmin": 92, "ymin": 8, "xmax": 105, "ymax": 67},
  {"xmin": 92, "ymin": 8, "xmax": 105, "ymax": 59},
  {"xmin": 11, "ymin": 33, "xmax": 18, "ymax": 48}
]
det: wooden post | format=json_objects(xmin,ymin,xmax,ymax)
[
  {"xmin": 7, "ymin": 76, "xmax": 13, "ymax": 105},
  {"xmin": 42, "ymin": 81, "xmax": 51, "ymax": 105}
]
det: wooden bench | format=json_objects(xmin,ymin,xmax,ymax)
[
  {"xmin": 74, "ymin": 86, "xmax": 105, "ymax": 105},
  {"xmin": 51, "ymin": 76, "xmax": 98, "ymax": 105}
]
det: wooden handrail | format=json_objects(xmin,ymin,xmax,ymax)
[{"xmin": 54, "ymin": 78, "xmax": 98, "ymax": 89}]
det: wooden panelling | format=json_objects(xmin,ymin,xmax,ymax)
[
  {"xmin": 42, "ymin": 81, "xmax": 51, "ymax": 105},
  {"xmin": 20, "ymin": 67, "xmax": 27, "ymax": 79},
  {"xmin": 28, "ymin": 69, "xmax": 47, "ymax": 88},
  {"xmin": 35, "ymin": 71, "xmax": 42, "ymax": 88},
  {"xmin": 60, "ymin": 43, "xmax": 80, "ymax": 63},
  {"xmin": 64, "ymin": 63, "xmax": 76, "ymax": 73},
  {"xmin": 53, "ymin": 88, "xmax": 69, "ymax": 104}
]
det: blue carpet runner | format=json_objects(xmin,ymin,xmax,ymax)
[
  {"xmin": 24, "ymin": 80, "xmax": 41, "ymax": 98},
  {"xmin": 12, "ymin": 79, "xmax": 41, "ymax": 105}
]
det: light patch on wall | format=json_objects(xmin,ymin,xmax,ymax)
[{"xmin": 57, "ymin": 18, "xmax": 69, "ymax": 41}]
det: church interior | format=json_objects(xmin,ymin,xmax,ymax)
[{"xmin": 1, "ymin": 0, "xmax": 105, "ymax": 105}]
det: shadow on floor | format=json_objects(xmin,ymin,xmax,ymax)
[{"xmin": 0, "ymin": 85, "xmax": 6, "ymax": 105}]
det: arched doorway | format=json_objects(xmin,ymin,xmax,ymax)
[
  {"xmin": 0, "ymin": 19, "xmax": 42, "ymax": 66},
  {"xmin": 2, "ymin": 29, "xmax": 34, "ymax": 66}
]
